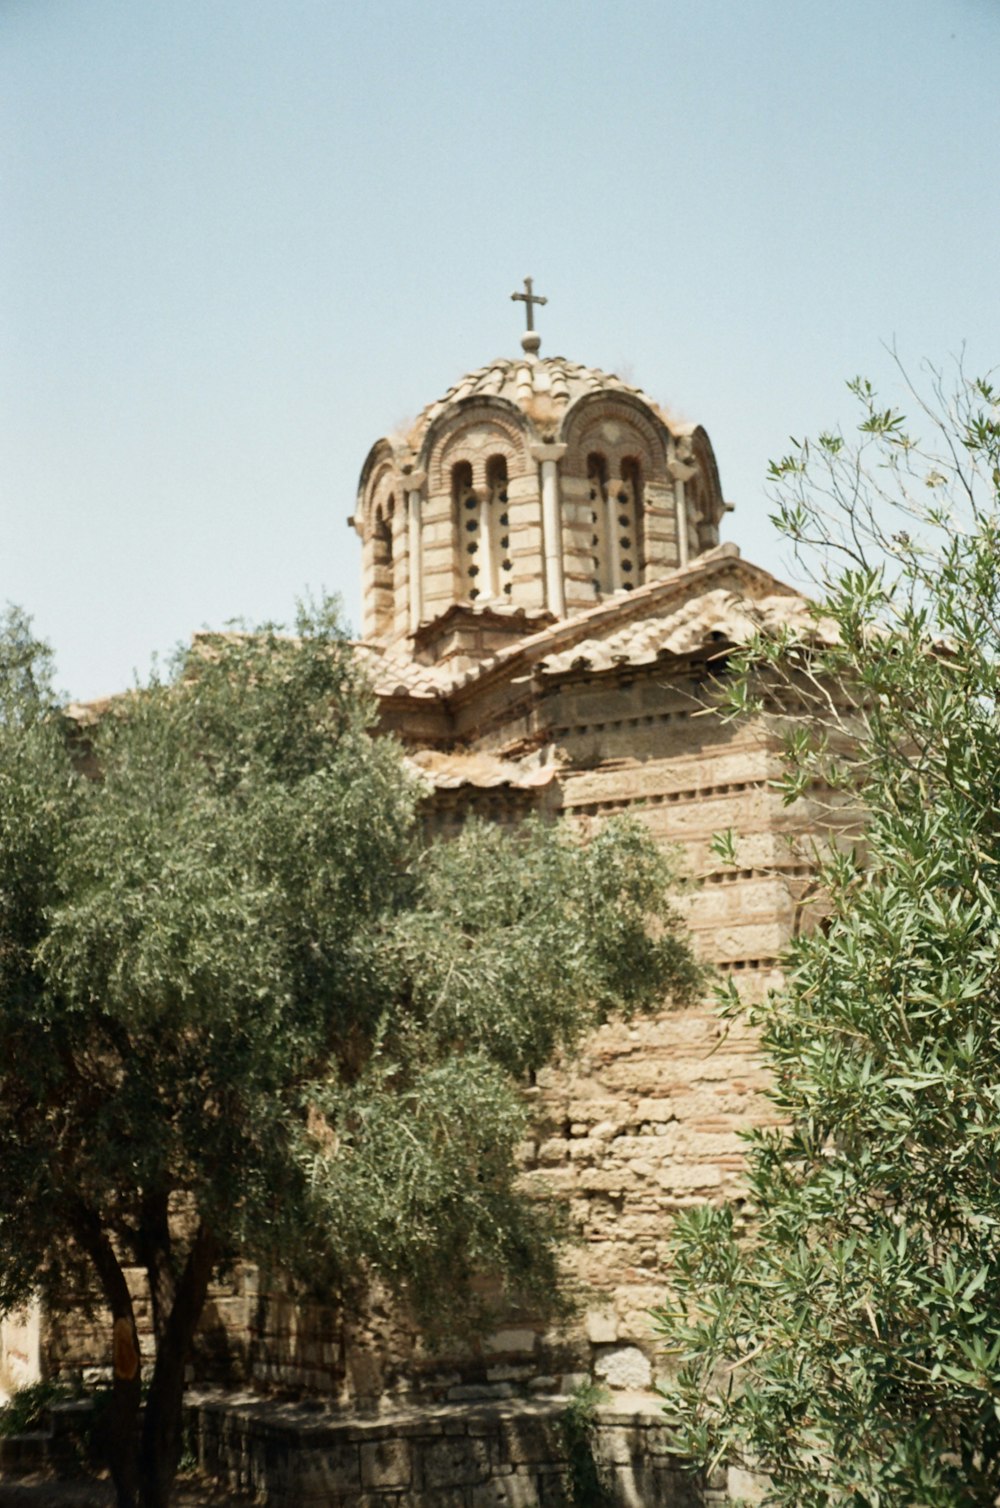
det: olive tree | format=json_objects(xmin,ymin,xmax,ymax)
[
  {"xmin": 656, "ymin": 366, "xmax": 1000, "ymax": 1505},
  {"xmin": 0, "ymin": 600, "xmax": 699, "ymax": 1508}
]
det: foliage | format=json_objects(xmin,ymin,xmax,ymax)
[
  {"xmin": 655, "ymin": 364, "xmax": 1000, "ymax": 1505},
  {"xmin": 0, "ymin": 1378, "xmax": 72, "ymax": 1437},
  {"xmin": 0, "ymin": 596, "xmax": 698, "ymax": 1507},
  {"xmin": 561, "ymin": 1382, "xmax": 612, "ymax": 1508}
]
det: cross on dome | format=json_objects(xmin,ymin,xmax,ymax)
[{"xmin": 510, "ymin": 277, "xmax": 547, "ymax": 355}]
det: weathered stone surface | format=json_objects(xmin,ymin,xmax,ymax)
[
  {"xmin": 421, "ymin": 1435, "xmax": 493, "ymax": 1488},
  {"xmin": 471, "ymin": 1473, "xmax": 543, "ymax": 1508},
  {"xmin": 361, "ymin": 1438, "xmax": 412, "ymax": 1489},
  {"xmin": 186, "ymin": 1395, "xmax": 713, "ymax": 1507},
  {"xmin": 593, "ymin": 1346, "xmax": 653, "ymax": 1391}
]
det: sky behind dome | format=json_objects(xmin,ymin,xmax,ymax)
[{"xmin": 4, "ymin": 0, "xmax": 999, "ymax": 701}]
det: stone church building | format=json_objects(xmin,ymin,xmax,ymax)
[
  {"xmin": 309, "ymin": 308, "xmax": 824, "ymax": 1403},
  {"xmin": 3, "ymin": 304, "xmax": 826, "ymax": 1418}
]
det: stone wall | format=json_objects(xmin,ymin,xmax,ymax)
[
  {"xmin": 224, "ymin": 670, "xmax": 804, "ymax": 1401},
  {"xmin": 186, "ymin": 1391, "xmax": 734, "ymax": 1507},
  {"xmin": 0, "ymin": 1302, "xmax": 41, "ymax": 1395},
  {"xmin": 28, "ymin": 632, "xmax": 844, "ymax": 1420}
]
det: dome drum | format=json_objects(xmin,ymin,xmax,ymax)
[{"xmin": 353, "ymin": 355, "xmax": 727, "ymax": 655}]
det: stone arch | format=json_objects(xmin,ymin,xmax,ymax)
[
  {"xmin": 564, "ymin": 396, "xmax": 665, "ymax": 594},
  {"xmin": 687, "ymin": 427, "xmax": 726, "ymax": 555},
  {"xmin": 361, "ymin": 458, "xmax": 403, "ymax": 639},
  {"xmin": 355, "ymin": 438, "xmax": 401, "ymax": 536},
  {"xmin": 559, "ymin": 392, "xmax": 669, "ymax": 480},
  {"xmin": 422, "ymin": 400, "xmax": 532, "ymax": 498}
]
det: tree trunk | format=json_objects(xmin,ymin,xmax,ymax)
[
  {"xmin": 72, "ymin": 1207, "xmax": 143, "ymax": 1508},
  {"xmin": 138, "ymin": 1223, "xmax": 217, "ymax": 1508}
]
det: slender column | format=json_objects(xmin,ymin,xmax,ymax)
[
  {"xmin": 478, "ymin": 489, "xmax": 495, "ymax": 600},
  {"xmin": 404, "ymin": 468, "xmax": 426, "ymax": 633},
  {"xmin": 669, "ymin": 451, "xmax": 696, "ymax": 570},
  {"xmin": 674, "ymin": 479, "xmax": 689, "ymax": 568},
  {"xmin": 530, "ymin": 443, "xmax": 567, "ymax": 618},
  {"xmin": 606, "ymin": 486, "xmax": 623, "ymax": 586}
]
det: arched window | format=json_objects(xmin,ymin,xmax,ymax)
[
  {"xmin": 687, "ymin": 470, "xmax": 720, "ymax": 555},
  {"xmin": 587, "ymin": 452, "xmax": 645, "ymax": 594},
  {"xmin": 484, "ymin": 455, "xmax": 512, "ymax": 600},
  {"xmin": 587, "ymin": 452, "xmax": 612, "ymax": 593},
  {"xmin": 452, "ymin": 462, "xmax": 480, "ymax": 599},
  {"xmin": 372, "ymin": 496, "xmax": 395, "ymax": 635},
  {"xmin": 616, "ymin": 459, "xmax": 644, "ymax": 590}
]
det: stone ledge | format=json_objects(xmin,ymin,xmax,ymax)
[{"xmin": 185, "ymin": 1391, "xmax": 730, "ymax": 1507}]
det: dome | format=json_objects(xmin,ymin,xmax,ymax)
[
  {"xmin": 352, "ymin": 346, "xmax": 728, "ymax": 655},
  {"xmin": 403, "ymin": 355, "xmax": 694, "ymax": 456}
]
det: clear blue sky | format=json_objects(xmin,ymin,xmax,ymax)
[{"xmin": 4, "ymin": 0, "xmax": 999, "ymax": 701}]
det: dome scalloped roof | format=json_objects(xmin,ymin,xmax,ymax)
[{"xmin": 404, "ymin": 355, "xmax": 691, "ymax": 451}]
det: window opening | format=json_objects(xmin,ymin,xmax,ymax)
[
  {"xmin": 617, "ymin": 459, "xmax": 643, "ymax": 590},
  {"xmin": 372, "ymin": 496, "xmax": 395, "ymax": 635},
  {"xmin": 587, "ymin": 452, "xmax": 611, "ymax": 593},
  {"xmin": 485, "ymin": 455, "xmax": 512, "ymax": 599},
  {"xmin": 452, "ymin": 462, "xmax": 480, "ymax": 599}
]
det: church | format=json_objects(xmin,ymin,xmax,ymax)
[
  {"xmin": 290, "ymin": 285, "xmax": 825, "ymax": 1402},
  {"xmin": 3, "ymin": 289, "xmax": 825, "ymax": 1423}
]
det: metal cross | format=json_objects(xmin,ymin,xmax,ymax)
[{"xmin": 511, "ymin": 277, "xmax": 548, "ymax": 333}]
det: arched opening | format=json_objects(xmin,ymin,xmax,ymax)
[
  {"xmin": 372, "ymin": 496, "xmax": 395, "ymax": 635},
  {"xmin": 484, "ymin": 455, "xmax": 512, "ymax": 600},
  {"xmin": 452, "ymin": 462, "xmax": 480, "ymax": 600},
  {"xmin": 587, "ymin": 452, "xmax": 611, "ymax": 594},
  {"xmin": 688, "ymin": 470, "xmax": 721, "ymax": 555},
  {"xmin": 617, "ymin": 458, "xmax": 644, "ymax": 590}
]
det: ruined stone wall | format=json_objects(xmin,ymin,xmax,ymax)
[{"xmin": 186, "ymin": 1391, "xmax": 732, "ymax": 1508}]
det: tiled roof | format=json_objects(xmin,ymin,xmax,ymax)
[
  {"xmin": 403, "ymin": 748, "xmax": 558, "ymax": 792},
  {"xmin": 359, "ymin": 549, "xmax": 815, "ymax": 705},
  {"xmin": 535, "ymin": 589, "xmax": 829, "ymax": 676},
  {"xmin": 353, "ymin": 644, "xmax": 454, "ymax": 699},
  {"xmin": 407, "ymin": 355, "xmax": 689, "ymax": 449}
]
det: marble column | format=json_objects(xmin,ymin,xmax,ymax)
[
  {"xmin": 404, "ymin": 468, "xmax": 426, "ymax": 632},
  {"xmin": 530, "ymin": 442, "xmax": 568, "ymax": 618}
]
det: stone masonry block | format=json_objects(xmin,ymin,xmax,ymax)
[
  {"xmin": 471, "ymin": 1473, "xmax": 543, "ymax": 1508},
  {"xmin": 484, "ymin": 1327, "xmax": 539, "ymax": 1355},
  {"xmin": 420, "ymin": 1436, "xmax": 493, "ymax": 1490},
  {"xmin": 584, "ymin": 1306, "xmax": 618, "ymax": 1344},
  {"xmin": 655, "ymin": 1164, "xmax": 723, "ymax": 1190},
  {"xmin": 360, "ymin": 1438, "xmax": 412, "ymax": 1489},
  {"xmin": 295, "ymin": 1444, "xmax": 362, "ymax": 1494},
  {"xmin": 593, "ymin": 1344, "xmax": 653, "ymax": 1390},
  {"xmin": 623, "ymin": 1462, "xmax": 707, "ymax": 1508},
  {"xmin": 492, "ymin": 1417, "xmax": 561, "ymax": 1465}
]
